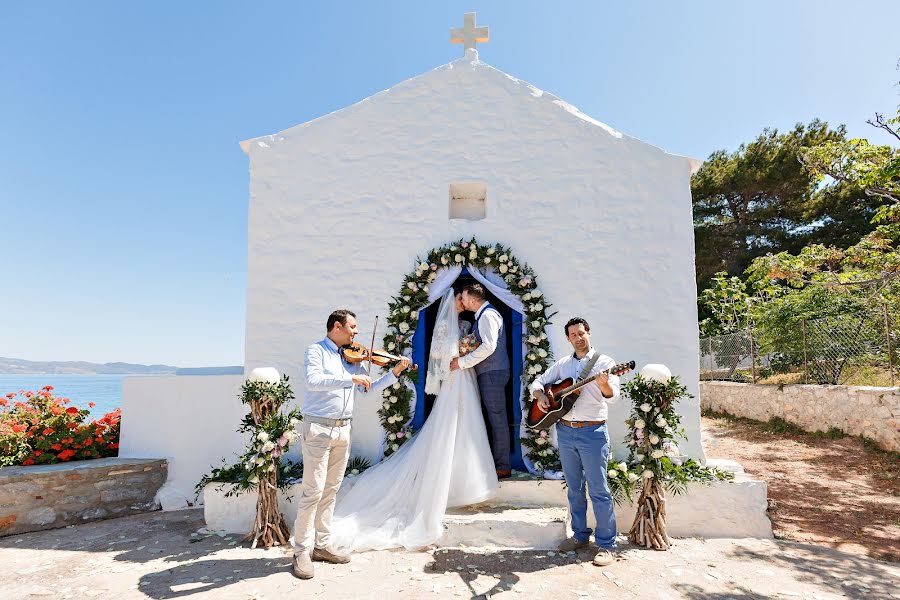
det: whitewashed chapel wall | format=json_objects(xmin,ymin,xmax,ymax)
[
  {"xmin": 243, "ymin": 53, "xmax": 703, "ymax": 463},
  {"xmin": 120, "ymin": 375, "xmax": 248, "ymax": 510}
]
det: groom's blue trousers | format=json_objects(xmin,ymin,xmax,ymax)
[{"xmin": 477, "ymin": 370, "xmax": 511, "ymax": 472}]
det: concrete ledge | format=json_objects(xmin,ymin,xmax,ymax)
[
  {"xmin": 203, "ymin": 483, "xmax": 298, "ymax": 534},
  {"xmin": 204, "ymin": 467, "xmax": 772, "ymax": 542},
  {"xmin": 0, "ymin": 458, "xmax": 167, "ymax": 536},
  {"xmin": 440, "ymin": 506, "xmax": 568, "ymax": 549},
  {"xmin": 494, "ymin": 473, "xmax": 772, "ymax": 540}
]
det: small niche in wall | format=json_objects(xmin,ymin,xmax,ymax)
[{"xmin": 449, "ymin": 182, "xmax": 487, "ymax": 220}]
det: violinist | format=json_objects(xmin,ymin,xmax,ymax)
[{"xmin": 290, "ymin": 309, "xmax": 411, "ymax": 580}]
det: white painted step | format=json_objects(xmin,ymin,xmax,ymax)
[
  {"xmin": 203, "ymin": 463, "xmax": 771, "ymax": 541},
  {"xmin": 439, "ymin": 505, "xmax": 568, "ymax": 550}
]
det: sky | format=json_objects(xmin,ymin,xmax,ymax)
[{"xmin": 1, "ymin": 1, "xmax": 898, "ymax": 367}]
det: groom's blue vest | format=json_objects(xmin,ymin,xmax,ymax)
[{"xmin": 473, "ymin": 304, "xmax": 510, "ymax": 375}]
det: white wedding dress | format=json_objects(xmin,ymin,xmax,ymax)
[{"xmin": 329, "ymin": 290, "xmax": 499, "ymax": 551}]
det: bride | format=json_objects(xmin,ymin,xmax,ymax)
[{"xmin": 328, "ymin": 288, "xmax": 499, "ymax": 551}]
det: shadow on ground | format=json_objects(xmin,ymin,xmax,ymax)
[
  {"xmin": 725, "ymin": 538, "xmax": 897, "ymax": 599},
  {"xmin": 0, "ymin": 508, "xmax": 238, "ymax": 565},
  {"xmin": 137, "ymin": 557, "xmax": 292, "ymax": 599},
  {"xmin": 425, "ymin": 544, "xmax": 620, "ymax": 599}
]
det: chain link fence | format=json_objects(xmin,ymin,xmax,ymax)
[{"xmin": 700, "ymin": 306, "xmax": 898, "ymax": 386}]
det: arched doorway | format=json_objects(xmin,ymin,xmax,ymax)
[{"xmin": 410, "ymin": 268, "xmax": 526, "ymax": 471}]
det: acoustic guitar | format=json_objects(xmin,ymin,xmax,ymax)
[{"xmin": 526, "ymin": 360, "xmax": 636, "ymax": 430}]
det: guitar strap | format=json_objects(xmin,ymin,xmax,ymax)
[{"xmin": 577, "ymin": 352, "xmax": 603, "ymax": 381}]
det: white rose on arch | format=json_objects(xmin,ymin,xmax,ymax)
[{"xmin": 640, "ymin": 363, "xmax": 672, "ymax": 384}]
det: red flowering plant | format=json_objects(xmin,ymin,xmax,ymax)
[{"xmin": 0, "ymin": 386, "xmax": 121, "ymax": 467}]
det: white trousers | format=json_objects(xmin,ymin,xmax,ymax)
[{"xmin": 291, "ymin": 421, "xmax": 351, "ymax": 553}]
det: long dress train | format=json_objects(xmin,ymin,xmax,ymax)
[{"xmin": 329, "ymin": 292, "xmax": 498, "ymax": 551}]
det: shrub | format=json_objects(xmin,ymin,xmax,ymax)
[{"xmin": 0, "ymin": 386, "xmax": 120, "ymax": 466}]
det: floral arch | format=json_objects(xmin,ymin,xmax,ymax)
[{"xmin": 375, "ymin": 238, "xmax": 561, "ymax": 475}]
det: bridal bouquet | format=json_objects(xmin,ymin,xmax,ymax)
[{"xmin": 458, "ymin": 333, "xmax": 480, "ymax": 356}]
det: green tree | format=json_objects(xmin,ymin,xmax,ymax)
[
  {"xmin": 743, "ymin": 231, "xmax": 900, "ymax": 383},
  {"xmin": 800, "ymin": 115, "xmax": 900, "ymax": 222},
  {"xmin": 698, "ymin": 273, "xmax": 752, "ymax": 336},
  {"xmin": 691, "ymin": 120, "xmax": 876, "ymax": 291}
]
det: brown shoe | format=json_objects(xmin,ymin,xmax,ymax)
[
  {"xmin": 496, "ymin": 469, "xmax": 512, "ymax": 479},
  {"xmin": 557, "ymin": 537, "xmax": 590, "ymax": 552},
  {"xmin": 312, "ymin": 546, "xmax": 351, "ymax": 564},
  {"xmin": 592, "ymin": 548, "xmax": 617, "ymax": 567},
  {"xmin": 292, "ymin": 552, "xmax": 314, "ymax": 579}
]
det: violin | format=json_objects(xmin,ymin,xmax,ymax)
[{"xmin": 340, "ymin": 343, "xmax": 418, "ymax": 371}]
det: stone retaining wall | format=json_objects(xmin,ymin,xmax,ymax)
[
  {"xmin": 0, "ymin": 457, "xmax": 167, "ymax": 536},
  {"xmin": 700, "ymin": 382, "xmax": 899, "ymax": 452}
]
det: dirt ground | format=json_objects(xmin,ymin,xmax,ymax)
[
  {"xmin": 2, "ymin": 508, "xmax": 899, "ymax": 600},
  {"xmin": 702, "ymin": 413, "xmax": 900, "ymax": 563},
  {"xmin": 2, "ymin": 417, "xmax": 899, "ymax": 598}
]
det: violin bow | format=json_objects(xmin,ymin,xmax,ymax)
[{"xmin": 367, "ymin": 316, "xmax": 379, "ymax": 380}]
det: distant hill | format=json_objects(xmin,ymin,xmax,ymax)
[
  {"xmin": 0, "ymin": 357, "xmax": 179, "ymax": 375},
  {"xmin": 175, "ymin": 366, "xmax": 244, "ymax": 376}
]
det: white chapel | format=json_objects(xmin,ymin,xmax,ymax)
[{"xmin": 238, "ymin": 14, "xmax": 704, "ymax": 465}]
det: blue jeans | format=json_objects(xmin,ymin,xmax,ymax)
[{"xmin": 557, "ymin": 421, "xmax": 617, "ymax": 549}]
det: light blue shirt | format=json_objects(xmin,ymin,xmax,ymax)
[{"xmin": 302, "ymin": 337, "xmax": 398, "ymax": 419}]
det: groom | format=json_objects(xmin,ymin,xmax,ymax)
[{"xmin": 450, "ymin": 283, "xmax": 512, "ymax": 478}]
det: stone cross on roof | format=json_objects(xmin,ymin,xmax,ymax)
[{"xmin": 450, "ymin": 12, "xmax": 489, "ymax": 53}]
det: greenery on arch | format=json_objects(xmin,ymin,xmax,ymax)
[{"xmin": 376, "ymin": 238, "xmax": 561, "ymax": 473}]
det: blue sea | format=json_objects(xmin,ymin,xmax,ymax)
[{"xmin": 0, "ymin": 374, "xmax": 128, "ymax": 418}]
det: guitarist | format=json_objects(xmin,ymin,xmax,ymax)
[{"xmin": 527, "ymin": 317, "xmax": 620, "ymax": 568}]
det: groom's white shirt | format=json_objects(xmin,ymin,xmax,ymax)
[
  {"xmin": 303, "ymin": 337, "xmax": 397, "ymax": 419},
  {"xmin": 457, "ymin": 303, "xmax": 503, "ymax": 370}
]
